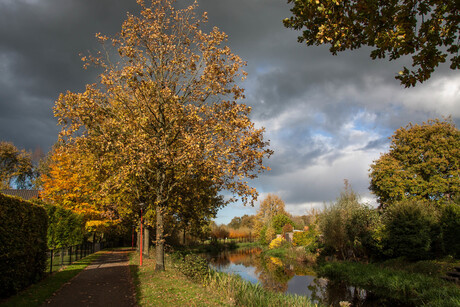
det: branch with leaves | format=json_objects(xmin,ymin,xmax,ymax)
[{"xmin": 284, "ymin": 0, "xmax": 459, "ymax": 87}]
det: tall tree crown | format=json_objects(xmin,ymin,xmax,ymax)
[
  {"xmin": 53, "ymin": 0, "xmax": 272, "ymax": 270},
  {"xmin": 369, "ymin": 118, "xmax": 460, "ymax": 207}
]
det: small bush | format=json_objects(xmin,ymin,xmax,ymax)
[
  {"xmin": 269, "ymin": 236, "xmax": 286, "ymax": 249},
  {"xmin": 282, "ymin": 223, "xmax": 293, "ymax": 234},
  {"xmin": 292, "ymin": 230, "xmax": 319, "ymax": 253},
  {"xmin": 318, "ymin": 182, "xmax": 378, "ymax": 260},
  {"xmin": 383, "ymin": 200, "xmax": 439, "ymax": 260},
  {"xmin": 440, "ymin": 202, "xmax": 460, "ymax": 257},
  {"xmin": 271, "ymin": 214, "xmax": 294, "ymax": 234},
  {"xmin": 172, "ymin": 252, "xmax": 209, "ymax": 282}
]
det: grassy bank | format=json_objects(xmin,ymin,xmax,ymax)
[
  {"xmin": 129, "ymin": 251, "xmax": 232, "ymax": 306},
  {"xmin": 0, "ymin": 251, "xmax": 105, "ymax": 307},
  {"xmin": 173, "ymin": 241, "xmax": 261, "ymax": 255},
  {"xmin": 130, "ymin": 250, "xmax": 320, "ymax": 306},
  {"xmin": 205, "ymin": 270, "xmax": 318, "ymax": 307},
  {"xmin": 318, "ymin": 261, "xmax": 460, "ymax": 307},
  {"xmin": 262, "ymin": 245, "xmax": 317, "ymax": 264}
]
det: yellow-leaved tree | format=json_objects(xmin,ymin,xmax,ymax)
[
  {"xmin": 40, "ymin": 144, "xmax": 130, "ymax": 235},
  {"xmin": 54, "ymin": 0, "xmax": 272, "ymax": 270}
]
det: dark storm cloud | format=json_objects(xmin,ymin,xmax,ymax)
[
  {"xmin": 360, "ymin": 137, "xmax": 389, "ymax": 151},
  {"xmin": 0, "ymin": 0, "xmax": 457, "ymax": 222},
  {"xmin": 0, "ymin": 0, "xmax": 140, "ymax": 151}
]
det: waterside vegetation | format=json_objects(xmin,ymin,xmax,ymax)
[
  {"xmin": 318, "ymin": 261, "xmax": 460, "ymax": 307},
  {"xmin": 130, "ymin": 250, "xmax": 320, "ymax": 307}
]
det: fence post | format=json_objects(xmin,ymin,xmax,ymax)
[
  {"xmin": 69, "ymin": 246, "xmax": 72, "ymax": 264},
  {"xmin": 50, "ymin": 249, "xmax": 53, "ymax": 274},
  {"xmin": 80, "ymin": 244, "xmax": 83, "ymax": 259},
  {"xmin": 60, "ymin": 248, "xmax": 64, "ymax": 267}
]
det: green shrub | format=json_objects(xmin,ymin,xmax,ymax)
[
  {"xmin": 292, "ymin": 229, "xmax": 319, "ymax": 253},
  {"xmin": 269, "ymin": 236, "xmax": 287, "ymax": 249},
  {"xmin": 172, "ymin": 252, "xmax": 209, "ymax": 282},
  {"xmin": 345, "ymin": 205, "xmax": 382, "ymax": 259},
  {"xmin": 31, "ymin": 199, "xmax": 84, "ymax": 249},
  {"xmin": 258, "ymin": 225, "xmax": 268, "ymax": 245},
  {"xmin": 0, "ymin": 193, "xmax": 48, "ymax": 298},
  {"xmin": 440, "ymin": 202, "xmax": 460, "ymax": 257},
  {"xmin": 44, "ymin": 203, "xmax": 84, "ymax": 249},
  {"xmin": 271, "ymin": 214, "xmax": 294, "ymax": 234},
  {"xmin": 383, "ymin": 200, "xmax": 439, "ymax": 260},
  {"xmin": 318, "ymin": 183, "xmax": 379, "ymax": 260}
]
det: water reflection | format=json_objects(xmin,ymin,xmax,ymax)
[{"xmin": 206, "ymin": 248, "xmax": 408, "ymax": 307}]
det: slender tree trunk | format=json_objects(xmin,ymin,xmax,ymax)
[
  {"xmin": 183, "ymin": 226, "xmax": 186, "ymax": 245},
  {"xmin": 155, "ymin": 205, "xmax": 165, "ymax": 271}
]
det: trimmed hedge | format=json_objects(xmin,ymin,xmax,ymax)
[
  {"xmin": 31, "ymin": 199, "xmax": 84, "ymax": 249},
  {"xmin": 0, "ymin": 193, "xmax": 48, "ymax": 298}
]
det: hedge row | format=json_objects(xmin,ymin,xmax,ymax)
[
  {"xmin": 0, "ymin": 193, "xmax": 48, "ymax": 298},
  {"xmin": 31, "ymin": 199, "xmax": 84, "ymax": 249}
]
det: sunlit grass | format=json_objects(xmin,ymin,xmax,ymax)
[
  {"xmin": 129, "ymin": 252, "xmax": 232, "ymax": 306},
  {"xmin": 130, "ymin": 249, "xmax": 320, "ymax": 307}
]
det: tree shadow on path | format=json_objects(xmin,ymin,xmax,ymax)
[{"xmin": 42, "ymin": 249, "xmax": 137, "ymax": 307}]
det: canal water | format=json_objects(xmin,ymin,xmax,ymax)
[{"xmin": 204, "ymin": 248, "xmax": 408, "ymax": 307}]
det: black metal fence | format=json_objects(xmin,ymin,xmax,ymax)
[{"xmin": 46, "ymin": 242, "xmax": 105, "ymax": 274}]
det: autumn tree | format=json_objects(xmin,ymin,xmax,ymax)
[
  {"xmin": 271, "ymin": 214, "xmax": 294, "ymax": 234},
  {"xmin": 54, "ymin": 0, "xmax": 271, "ymax": 271},
  {"xmin": 228, "ymin": 214, "xmax": 255, "ymax": 229},
  {"xmin": 370, "ymin": 119, "xmax": 460, "ymax": 207},
  {"xmin": 256, "ymin": 194, "xmax": 287, "ymax": 224},
  {"xmin": 169, "ymin": 176, "xmax": 225, "ymax": 244},
  {"xmin": 283, "ymin": 0, "xmax": 459, "ymax": 87},
  {"xmin": 0, "ymin": 141, "xmax": 36, "ymax": 189},
  {"xmin": 228, "ymin": 216, "xmax": 242, "ymax": 229},
  {"xmin": 253, "ymin": 194, "xmax": 288, "ymax": 242},
  {"xmin": 40, "ymin": 144, "xmax": 131, "ymax": 234}
]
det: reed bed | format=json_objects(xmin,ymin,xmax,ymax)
[{"xmin": 205, "ymin": 270, "xmax": 319, "ymax": 307}]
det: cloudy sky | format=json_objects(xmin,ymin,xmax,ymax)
[{"xmin": 1, "ymin": 0, "xmax": 458, "ymax": 224}]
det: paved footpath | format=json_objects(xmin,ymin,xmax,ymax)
[{"xmin": 42, "ymin": 249, "xmax": 137, "ymax": 307}]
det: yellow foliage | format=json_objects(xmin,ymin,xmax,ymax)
[
  {"xmin": 269, "ymin": 236, "xmax": 286, "ymax": 249},
  {"xmin": 269, "ymin": 256, "xmax": 283, "ymax": 266}
]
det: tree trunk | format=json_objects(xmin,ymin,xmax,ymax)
[
  {"xmin": 155, "ymin": 205, "xmax": 165, "ymax": 271},
  {"xmin": 183, "ymin": 226, "xmax": 186, "ymax": 245}
]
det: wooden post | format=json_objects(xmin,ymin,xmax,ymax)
[{"xmin": 140, "ymin": 208, "xmax": 143, "ymax": 266}]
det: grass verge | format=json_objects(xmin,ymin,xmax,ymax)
[
  {"xmin": 129, "ymin": 252, "xmax": 232, "ymax": 306},
  {"xmin": 318, "ymin": 261, "xmax": 460, "ymax": 307},
  {"xmin": 130, "ymin": 250, "xmax": 320, "ymax": 307},
  {"xmin": 0, "ymin": 251, "xmax": 105, "ymax": 307}
]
